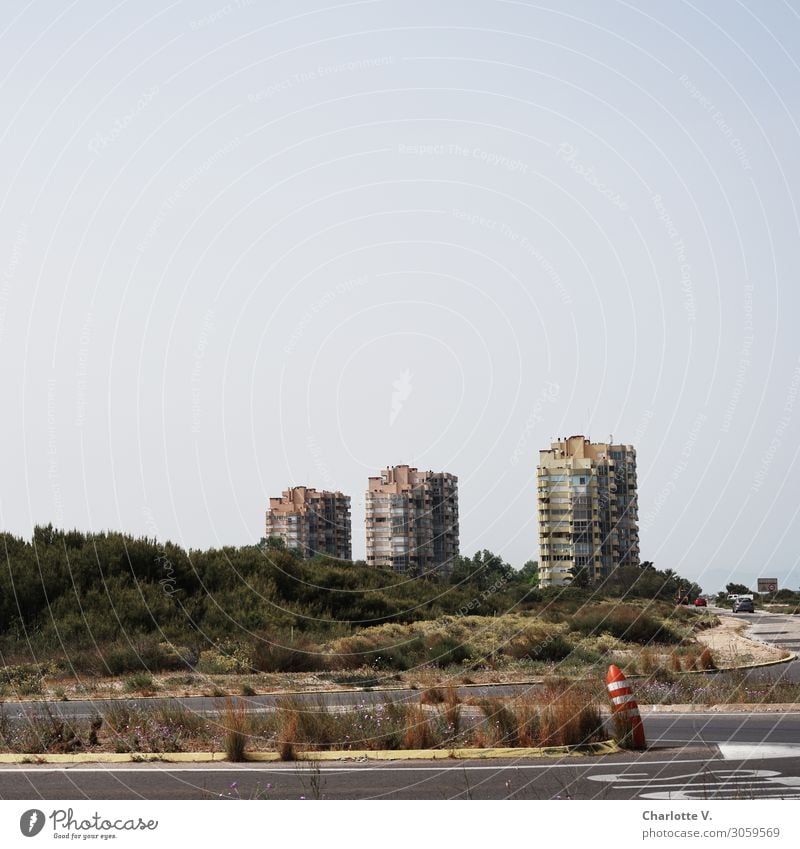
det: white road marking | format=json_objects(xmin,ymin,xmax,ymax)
[
  {"xmin": 589, "ymin": 767, "xmax": 800, "ymax": 799},
  {"xmin": 719, "ymin": 743, "xmax": 800, "ymax": 760}
]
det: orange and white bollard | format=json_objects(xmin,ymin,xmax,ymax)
[{"xmin": 606, "ymin": 664, "xmax": 646, "ymax": 750}]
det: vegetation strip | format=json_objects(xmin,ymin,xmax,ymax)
[{"xmin": 0, "ymin": 530, "xmax": 711, "ymax": 701}]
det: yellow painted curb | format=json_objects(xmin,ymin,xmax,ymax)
[
  {"xmin": 0, "ymin": 752, "xmax": 229, "ymax": 764},
  {"xmin": 0, "ymin": 740, "xmax": 619, "ymax": 765},
  {"xmin": 248, "ymin": 740, "xmax": 619, "ymax": 761}
]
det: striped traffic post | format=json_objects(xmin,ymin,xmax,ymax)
[{"xmin": 605, "ymin": 664, "xmax": 646, "ymax": 750}]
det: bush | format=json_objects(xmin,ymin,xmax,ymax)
[
  {"xmin": 124, "ymin": 673, "xmax": 156, "ymax": 693},
  {"xmin": 252, "ymin": 635, "xmax": 324, "ymax": 673},
  {"xmin": 426, "ymin": 635, "xmax": 472, "ymax": 668},
  {"xmin": 0, "ymin": 664, "xmax": 49, "ymax": 695},
  {"xmin": 503, "ymin": 628, "xmax": 574, "ymax": 662},
  {"xmin": 373, "ymin": 638, "xmax": 427, "ymax": 671},
  {"xmin": 570, "ymin": 604, "xmax": 681, "ymax": 645},
  {"xmin": 105, "ymin": 640, "xmax": 194, "ymax": 675}
]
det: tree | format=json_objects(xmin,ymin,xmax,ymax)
[
  {"xmin": 598, "ymin": 565, "xmax": 702, "ymax": 601},
  {"xmin": 449, "ymin": 550, "xmax": 513, "ymax": 591},
  {"xmin": 570, "ymin": 565, "xmax": 592, "ymax": 588},
  {"xmin": 517, "ymin": 559, "xmax": 540, "ymax": 587},
  {"xmin": 725, "ymin": 582, "xmax": 752, "ymax": 595}
]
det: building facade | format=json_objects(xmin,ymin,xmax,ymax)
[
  {"xmin": 365, "ymin": 465, "xmax": 459, "ymax": 575},
  {"xmin": 266, "ymin": 486, "xmax": 351, "ymax": 560},
  {"xmin": 537, "ymin": 435, "xmax": 639, "ymax": 587}
]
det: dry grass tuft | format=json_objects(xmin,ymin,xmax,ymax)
[
  {"xmin": 419, "ymin": 687, "xmax": 445, "ymax": 705},
  {"xmin": 276, "ymin": 701, "xmax": 299, "ymax": 761},
  {"xmin": 637, "ymin": 649, "xmax": 656, "ymax": 675},
  {"xmin": 698, "ymin": 647, "xmax": 716, "ymax": 670},
  {"xmin": 402, "ymin": 705, "xmax": 435, "ymax": 749},
  {"xmin": 222, "ymin": 697, "xmax": 248, "ymax": 762},
  {"xmin": 443, "ymin": 686, "xmax": 461, "ymax": 735}
]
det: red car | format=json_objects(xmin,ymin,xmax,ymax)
[{"xmin": 693, "ymin": 597, "xmax": 707, "ymax": 607}]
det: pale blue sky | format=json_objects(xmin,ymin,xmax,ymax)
[{"xmin": 1, "ymin": 0, "xmax": 799, "ymax": 594}]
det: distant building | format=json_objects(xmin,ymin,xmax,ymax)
[
  {"xmin": 365, "ymin": 465, "xmax": 459, "ymax": 575},
  {"xmin": 266, "ymin": 486, "xmax": 351, "ymax": 560},
  {"xmin": 537, "ymin": 435, "xmax": 639, "ymax": 587}
]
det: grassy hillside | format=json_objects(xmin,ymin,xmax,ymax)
[{"xmin": 0, "ymin": 525, "xmax": 702, "ymax": 685}]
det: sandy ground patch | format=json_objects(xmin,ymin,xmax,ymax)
[{"xmin": 695, "ymin": 615, "xmax": 786, "ymax": 666}]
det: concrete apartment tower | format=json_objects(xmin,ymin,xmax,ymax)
[
  {"xmin": 365, "ymin": 465, "xmax": 459, "ymax": 576},
  {"xmin": 266, "ymin": 486, "xmax": 352, "ymax": 560},
  {"xmin": 537, "ymin": 435, "xmax": 639, "ymax": 587}
]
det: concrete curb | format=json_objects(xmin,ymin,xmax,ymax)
[
  {"xmin": 640, "ymin": 703, "xmax": 800, "ymax": 714},
  {"xmin": 626, "ymin": 652, "xmax": 797, "ymax": 680},
  {"xmin": 0, "ymin": 740, "xmax": 620, "ymax": 765},
  {"xmin": 0, "ymin": 752, "xmax": 229, "ymax": 764}
]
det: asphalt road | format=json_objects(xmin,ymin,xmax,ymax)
[
  {"xmin": 741, "ymin": 609, "xmax": 800, "ymax": 683},
  {"xmin": 3, "ymin": 747, "xmax": 800, "ymax": 799},
  {"xmin": 2, "ymin": 685, "xmax": 539, "ymax": 722}
]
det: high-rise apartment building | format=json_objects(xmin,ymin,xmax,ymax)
[
  {"xmin": 266, "ymin": 486, "xmax": 351, "ymax": 560},
  {"xmin": 537, "ymin": 435, "xmax": 639, "ymax": 587},
  {"xmin": 365, "ymin": 465, "xmax": 459, "ymax": 575}
]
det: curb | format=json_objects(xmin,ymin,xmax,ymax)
[
  {"xmin": 722, "ymin": 652, "xmax": 798, "ymax": 671},
  {"xmin": 626, "ymin": 652, "xmax": 797, "ymax": 681},
  {"xmin": 0, "ymin": 740, "xmax": 620, "ymax": 765},
  {"xmin": 641, "ymin": 703, "xmax": 800, "ymax": 714}
]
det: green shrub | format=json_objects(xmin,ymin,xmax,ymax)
[
  {"xmin": 570, "ymin": 604, "xmax": 681, "ymax": 645},
  {"xmin": 104, "ymin": 640, "xmax": 194, "ymax": 675},
  {"xmin": 426, "ymin": 635, "xmax": 472, "ymax": 668},
  {"xmin": 502, "ymin": 628, "xmax": 573, "ymax": 662},
  {"xmin": 124, "ymin": 672, "xmax": 156, "ymax": 693},
  {"xmin": 197, "ymin": 650, "xmax": 242, "ymax": 675},
  {"xmin": 373, "ymin": 637, "xmax": 427, "ymax": 671},
  {"xmin": 252, "ymin": 635, "xmax": 324, "ymax": 673},
  {"xmin": 0, "ymin": 664, "xmax": 47, "ymax": 695}
]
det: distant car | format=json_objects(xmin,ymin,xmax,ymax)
[
  {"xmin": 733, "ymin": 597, "xmax": 754, "ymax": 613},
  {"xmin": 694, "ymin": 597, "xmax": 707, "ymax": 607}
]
